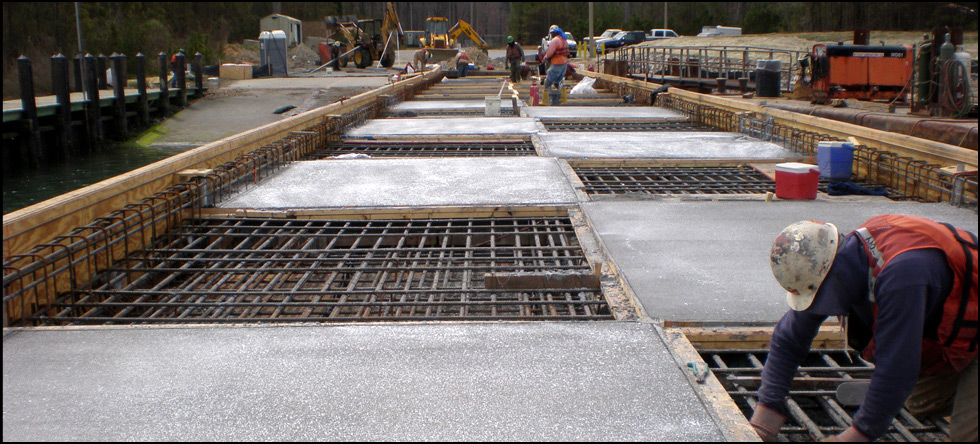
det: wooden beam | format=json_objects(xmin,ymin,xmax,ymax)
[
  {"xmin": 674, "ymin": 325, "xmax": 846, "ymax": 350},
  {"xmin": 662, "ymin": 327, "xmax": 762, "ymax": 442}
]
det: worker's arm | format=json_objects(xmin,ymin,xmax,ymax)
[
  {"xmin": 757, "ymin": 310, "xmax": 827, "ymax": 413},
  {"xmin": 847, "ymin": 249, "xmax": 951, "ymax": 440}
]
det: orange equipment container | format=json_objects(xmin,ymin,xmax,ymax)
[{"xmin": 811, "ymin": 44, "xmax": 913, "ymax": 102}]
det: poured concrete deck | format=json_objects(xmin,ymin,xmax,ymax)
[
  {"xmin": 582, "ymin": 200, "xmax": 979, "ymax": 323},
  {"xmin": 522, "ymin": 106, "xmax": 688, "ymax": 121},
  {"xmin": 343, "ymin": 117, "xmax": 541, "ymax": 139},
  {"xmin": 3, "ymin": 322, "xmax": 727, "ymax": 442},
  {"xmin": 219, "ymin": 157, "xmax": 578, "ymax": 209},
  {"xmin": 538, "ymin": 132, "xmax": 802, "ymax": 159},
  {"xmin": 390, "ymin": 99, "xmax": 522, "ymax": 111}
]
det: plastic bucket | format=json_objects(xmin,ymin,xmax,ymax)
[
  {"xmin": 485, "ymin": 96, "xmax": 501, "ymax": 117},
  {"xmin": 816, "ymin": 142, "xmax": 855, "ymax": 180},
  {"xmin": 775, "ymin": 162, "xmax": 820, "ymax": 200},
  {"xmin": 755, "ymin": 60, "xmax": 781, "ymax": 97}
]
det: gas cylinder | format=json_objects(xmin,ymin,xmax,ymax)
[{"xmin": 530, "ymin": 82, "xmax": 539, "ymax": 106}]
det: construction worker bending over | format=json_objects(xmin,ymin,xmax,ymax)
[
  {"xmin": 543, "ymin": 25, "xmax": 569, "ymax": 105},
  {"xmin": 752, "ymin": 215, "xmax": 977, "ymax": 442},
  {"xmin": 452, "ymin": 51, "xmax": 470, "ymax": 77},
  {"xmin": 505, "ymin": 36, "xmax": 524, "ymax": 84},
  {"xmin": 412, "ymin": 48, "xmax": 429, "ymax": 72}
]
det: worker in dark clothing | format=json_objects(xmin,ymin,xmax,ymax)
[
  {"xmin": 505, "ymin": 36, "xmax": 524, "ymax": 84},
  {"xmin": 752, "ymin": 215, "xmax": 977, "ymax": 442}
]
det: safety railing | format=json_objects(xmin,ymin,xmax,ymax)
[{"xmin": 603, "ymin": 45, "xmax": 808, "ymax": 93}]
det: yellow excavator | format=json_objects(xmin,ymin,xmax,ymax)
[
  {"xmin": 321, "ymin": 2, "xmax": 402, "ymax": 69},
  {"xmin": 421, "ymin": 18, "xmax": 489, "ymax": 62}
]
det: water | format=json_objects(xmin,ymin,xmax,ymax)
[{"xmin": 3, "ymin": 142, "xmax": 187, "ymax": 215}]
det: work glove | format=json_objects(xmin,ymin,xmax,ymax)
[
  {"xmin": 749, "ymin": 404, "xmax": 786, "ymax": 442},
  {"xmin": 819, "ymin": 426, "xmax": 869, "ymax": 442}
]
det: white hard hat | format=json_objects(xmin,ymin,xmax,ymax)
[
  {"xmin": 549, "ymin": 24, "xmax": 559, "ymax": 33},
  {"xmin": 770, "ymin": 221, "xmax": 842, "ymax": 311}
]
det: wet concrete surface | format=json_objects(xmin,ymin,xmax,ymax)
[
  {"xmin": 3, "ymin": 322, "xmax": 726, "ymax": 442},
  {"xmin": 218, "ymin": 157, "xmax": 578, "ymax": 209},
  {"xmin": 582, "ymin": 200, "xmax": 978, "ymax": 323}
]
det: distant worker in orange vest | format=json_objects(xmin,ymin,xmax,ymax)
[
  {"xmin": 751, "ymin": 215, "xmax": 977, "ymax": 442},
  {"xmin": 542, "ymin": 25, "xmax": 569, "ymax": 105}
]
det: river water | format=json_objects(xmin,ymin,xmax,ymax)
[{"xmin": 2, "ymin": 142, "xmax": 185, "ymax": 215}]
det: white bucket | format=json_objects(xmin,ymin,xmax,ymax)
[{"xmin": 485, "ymin": 96, "xmax": 501, "ymax": 117}]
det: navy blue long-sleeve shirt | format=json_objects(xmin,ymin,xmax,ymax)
[{"xmin": 758, "ymin": 234, "xmax": 952, "ymax": 440}]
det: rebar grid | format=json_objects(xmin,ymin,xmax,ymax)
[
  {"xmin": 314, "ymin": 141, "xmax": 536, "ymax": 158},
  {"xmin": 704, "ymin": 349, "xmax": 950, "ymax": 442},
  {"xmin": 27, "ymin": 216, "xmax": 612, "ymax": 325},
  {"xmin": 2, "ymin": 109, "xmax": 384, "ymax": 326},
  {"xmin": 658, "ymin": 94, "xmax": 978, "ymax": 208},
  {"xmin": 574, "ymin": 165, "xmax": 775, "ymax": 195},
  {"xmin": 541, "ymin": 121, "xmax": 706, "ymax": 132}
]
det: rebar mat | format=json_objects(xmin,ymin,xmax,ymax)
[
  {"xmin": 575, "ymin": 165, "xmax": 775, "ymax": 195},
  {"xmin": 32, "ymin": 216, "xmax": 612, "ymax": 325},
  {"xmin": 314, "ymin": 142, "xmax": 536, "ymax": 158},
  {"xmin": 543, "ymin": 121, "xmax": 706, "ymax": 132},
  {"xmin": 703, "ymin": 349, "xmax": 950, "ymax": 442}
]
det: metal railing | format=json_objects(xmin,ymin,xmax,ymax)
[{"xmin": 604, "ymin": 45, "xmax": 808, "ymax": 93}]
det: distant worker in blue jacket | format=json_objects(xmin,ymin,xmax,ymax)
[{"xmin": 751, "ymin": 215, "xmax": 977, "ymax": 442}]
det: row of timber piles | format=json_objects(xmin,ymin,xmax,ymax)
[{"xmin": 5, "ymin": 51, "xmax": 204, "ymax": 174}]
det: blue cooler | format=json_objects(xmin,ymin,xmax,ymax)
[{"xmin": 816, "ymin": 141, "xmax": 855, "ymax": 180}]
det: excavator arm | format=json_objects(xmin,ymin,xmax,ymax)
[{"xmin": 448, "ymin": 20, "xmax": 489, "ymax": 50}]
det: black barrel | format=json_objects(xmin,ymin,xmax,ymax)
[{"xmin": 755, "ymin": 60, "xmax": 781, "ymax": 97}]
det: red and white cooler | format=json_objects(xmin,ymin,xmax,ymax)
[{"xmin": 774, "ymin": 162, "xmax": 820, "ymax": 200}]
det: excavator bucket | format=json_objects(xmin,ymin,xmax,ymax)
[{"xmin": 426, "ymin": 48, "xmax": 459, "ymax": 63}]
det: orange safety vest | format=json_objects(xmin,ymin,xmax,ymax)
[{"xmin": 855, "ymin": 214, "xmax": 978, "ymax": 374}]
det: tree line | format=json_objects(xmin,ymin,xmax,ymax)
[{"xmin": 3, "ymin": 2, "xmax": 976, "ymax": 99}]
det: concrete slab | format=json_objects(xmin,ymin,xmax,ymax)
[
  {"xmin": 391, "ymin": 100, "xmax": 521, "ymax": 111},
  {"xmin": 539, "ymin": 132, "xmax": 802, "ymax": 160},
  {"xmin": 219, "ymin": 157, "xmax": 578, "ymax": 209},
  {"xmin": 2, "ymin": 322, "xmax": 726, "ymax": 442},
  {"xmin": 342, "ymin": 117, "xmax": 540, "ymax": 139},
  {"xmin": 148, "ymin": 87, "xmax": 377, "ymax": 149},
  {"xmin": 523, "ymin": 106, "xmax": 688, "ymax": 121},
  {"xmin": 582, "ymin": 200, "xmax": 978, "ymax": 323}
]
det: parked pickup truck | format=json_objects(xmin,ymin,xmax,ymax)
[
  {"xmin": 595, "ymin": 30, "xmax": 647, "ymax": 50},
  {"xmin": 647, "ymin": 29, "xmax": 678, "ymax": 40}
]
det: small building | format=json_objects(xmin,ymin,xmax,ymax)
[{"xmin": 260, "ymin": 14, "xmax": 302, "ymax": 47}]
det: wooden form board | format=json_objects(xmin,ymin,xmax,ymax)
[
  {"xmin": 3, "ymin": 70, "xmax": 444, "ymax": 261},
  {"xmin": 661, "ymin": 327, "xmax": 763, "ymax": 442},
  {"xmin": 671, "ymin": 324, "xmax": 847, "ymax": 350},
  {"xmin": 581, "ymin": 71, "xmax": 978, "ymax": 169}
]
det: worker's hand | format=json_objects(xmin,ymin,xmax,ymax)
[
  {"xmin": 819, "ymin": 426, "xmax": 869, "ymax": 442},
  {"xmin": 749, "ymin": 404, "xmax": 786, "ymax": 442}
]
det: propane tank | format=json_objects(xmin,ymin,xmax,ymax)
[
  {"xmin": 530, "ymin": 81, "xmax": 539, "ymax": 106},
  {"xmin": 915, "ymin": 39, "xmax": 932, "ymax": 104},
  {"xmin": 939, "ymin": 33, "xmax": 954, "ymax": 62}
]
